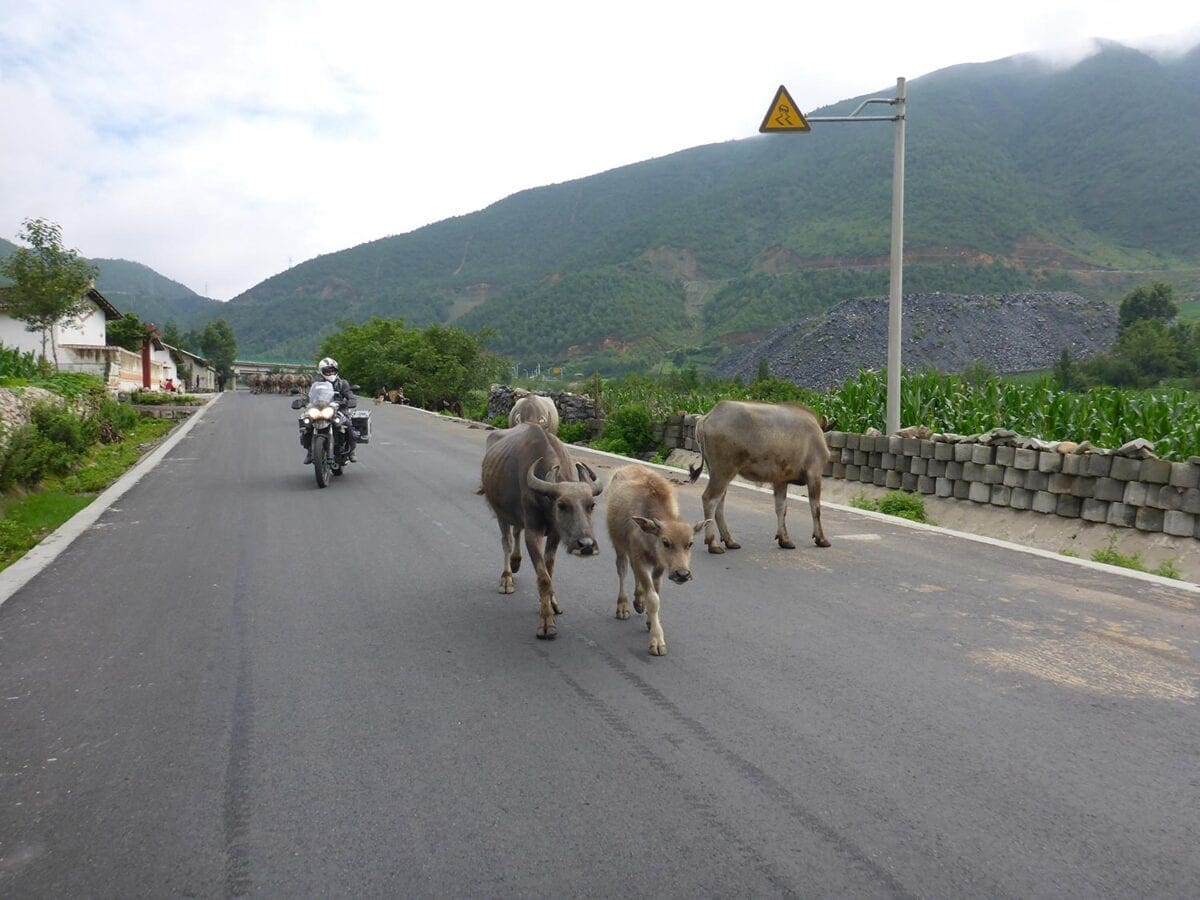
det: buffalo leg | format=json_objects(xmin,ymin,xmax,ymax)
[
  {"xmin": 510, "ymin": 527, "xmax": 523, "ymax": 572},
  {"xmin": 497, "ymin": 522, "xmax": 516, "ymax": 594},
  {"xmin": 638, "ymin": 564, "xmax": 666, "ymax": 656},
  {"xmin": 773, "ymin": 483, "xmax": 795, "ymax": 549},
  {"xmin": 614, "ymin": 552, "xmax": 632, "ymax": 619},
  {"xmin": 544, "ymin": 534, "xmax": 563, "ymax": 615},
  {"xmin": 702, "ymin": 477, "xmax": 740, "ymax": 553},
  {"xmin": 807, "ymin": 473, "xmax": 831, "ymax": 547},
  {"xmin": 524, "ymin": 531, "xmax": 557, "ymax": 639}
]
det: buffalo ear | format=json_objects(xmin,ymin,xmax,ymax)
[
  {"xmin": 632, "ymin": 516, "xmax": 661, "ymax": 535},
  {"xmin": 692, "ymin": 519, "xmax": 713, "ymax": 535}
]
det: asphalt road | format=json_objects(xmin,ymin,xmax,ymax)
[{"xmin": 2, "ymin": 394, "xmax": 1198, "ymax": 897}]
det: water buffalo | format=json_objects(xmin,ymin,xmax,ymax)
[
  {"xmin": 480, "ymin": 423, "xmax": 602, "ymax": 639},
  {"xmin": 508, "ymin": 393, "xmax": 560, "ymax": 434},
  {"xmin": 606, "ymin": 464, "xmax": 708, "ymax": 656},
  {"xmin": 688, "ymin": 400, "xmax": 831, "ymax": 552}
]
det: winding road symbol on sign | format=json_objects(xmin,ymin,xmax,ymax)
[{"xmin": 759, "ymin": 85, "xmax": 811, "ymax": 133}]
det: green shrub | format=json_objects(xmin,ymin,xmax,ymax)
[
  {"xmin": 877, "ymin": 491, "xmax": 928, "ymax": 522},
  {"xmin": 1091, "ymin": 537, "xmax": 1145, "ymax": 571},
  {"xmin": 0, "ymin": 343, "xmax": 40, "ymax": 378},
  {"xmin": 594, "ymin": 402, "xmax": 656, "ymax": 456},
  {"xmin": 92, "ymin": 398, "xmax": 141, "ymax": 443},
  {"xmin": 557, "ymin": 421, "xmax": 590, "ymax": 444},
  {"xmin": 31, "ymin": 402, "xmax": 95, "ymax": 455}
]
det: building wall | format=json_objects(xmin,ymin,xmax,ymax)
[{"xmin": 0, "ymin": 297, "xmax": 108, "ymax": 356}]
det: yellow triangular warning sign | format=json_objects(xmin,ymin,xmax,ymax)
[{"xmin": 759, "ymin": 85, "xmax": 810, "ymax": 133}]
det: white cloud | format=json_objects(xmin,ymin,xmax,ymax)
[{"xmin": 1, "ymin": 0, "xmax": 1197, "ymax": 299}]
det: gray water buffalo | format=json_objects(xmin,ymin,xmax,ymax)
[
  {"xmin": 508, "ymin": 392, "xmax": 560, "ymax": 434},
  {"xmin": 688, "ymin": 400, "xmax": 831, "ymax": 551},
  {"xmin": 606, "ymin": 464, "xmax": 709, "ymax": 656},
  {"xmin": 481, "ymin": 423, "xmax": 602, "ymax": 639}
]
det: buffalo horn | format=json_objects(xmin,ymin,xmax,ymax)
[
  {"xmin": 575, "ymin": 461, "xmax": 603, "ymax": 496},
  {"xmin": 527, "ymin": 459, "xmax": 562, "ymax": 496}
]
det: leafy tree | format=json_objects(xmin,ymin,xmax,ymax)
[
  {"xmin": 1052, "ymin": 348, "xmax": 1078, "ymax": 391},
  {"xmin": 0, "ymin": 218, "xmax": 98, "ymax": 369},
  {"xmin": 107, "ymin": 312, "xmax": 148, "ymax": 352},
  {"xmin": 1118, "ymin": 282, "xmax": 1178, "ymax": 331},
  {"xmin": 199, "ymin": 318, "xmax": 238, "ymax": 377},
  {"xmin": 755, "ymin": 357, "xmax": 771, "ymax": 382}
]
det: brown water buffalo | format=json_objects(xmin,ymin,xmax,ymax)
[
  {"xmin": 481, "ymin": 423, "xmax": 602, "ymax": 639},
  {"xmin": 688, "ymin": 400, "xmax": 831, "ymax": 552},
  {"xmin": 508, "ymin": 393, "xmax": 560, "ymax": 434},
  {"xmin": 606, "ymin": 464, "xmax": 709, "ymax": 656}
]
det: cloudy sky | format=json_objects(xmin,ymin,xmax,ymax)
[{"xmin": 1, "ymin": 1, "xmax": 1197, "ymax": 301}]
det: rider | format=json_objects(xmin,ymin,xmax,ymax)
[{"xmin": 303, "ymin": 357, "xmax": 358, "ymax": 464}]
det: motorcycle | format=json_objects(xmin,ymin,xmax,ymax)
[{"xmin": 291, "ymin": 380, "xmax": 370, "ymax": 488}]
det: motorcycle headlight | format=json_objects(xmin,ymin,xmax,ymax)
[{"xmin": 308, "ymin": 407, "xmax": 334, "ymax": 420}]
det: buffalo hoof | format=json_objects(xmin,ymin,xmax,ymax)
[
  {"xmin": 649, "ymin": 639, "xmax": 667, "ymax": 656},
  {"xmin": 724, "ymin": 540, "xmax": 741, "ymax": 550},
  {"xmin": 633, "ymin": 597, "xmax": 645, "ymax": 615},
  {"xmin": 707, "ymin": 543, "xmax": 725, "ymax": 555},
  {"xmin": 814, "ymin": 537, "xmax": 831, "ymax": 548},
  {"xmin": 499, "ymin": 575, "xmax": 515, "ymax": 594},
  {"xmin": 777, "ymin": 537, "xmax": 796, "ymax": 550},
  {"xmin": 536, "ymin": 623, "xmax": 558, "ymax": 640},
  {"xmin": 615, "ymin": 602, "xmax": 630, "ymax": 620},
  {"xmin": 550, "ymin": 597, "xmax": 563, "ymax": 615}
]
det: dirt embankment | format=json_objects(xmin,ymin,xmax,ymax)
[{"xmin": 712, "ymin": 291, "xmax": 1117, "ymax": 389}]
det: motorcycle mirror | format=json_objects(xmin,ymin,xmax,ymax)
[
  {"xmin": 291, "ymin": 398, "xmax": 306, "ymax": 409},
  {"xmin": 350, "ymin": 384, "xmax": 361, "ymax": 392},
  {"xmin": 290, "ymin": 386, "xmax": 301, "ymax": 394}
]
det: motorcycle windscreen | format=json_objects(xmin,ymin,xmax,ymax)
[{"xmin": 309, "ymin": 381, "xmax": 335, "ymax": 406}]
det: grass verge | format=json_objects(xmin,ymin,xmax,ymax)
[{"xmin": 0, "ymin": 417, "xmax": 176, "ymax": 572}]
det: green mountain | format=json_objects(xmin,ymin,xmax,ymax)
[{"xmin": 0, "ymin": 240, "xmax": 222, "ymax": 330}]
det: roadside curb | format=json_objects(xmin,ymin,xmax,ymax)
[{"xmin": 0, "ymin": 393, "xmax": 223, "ymax": 610}]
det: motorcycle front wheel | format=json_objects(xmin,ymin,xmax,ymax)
[{"xmin": 312, "ymin": 433, "xmax": 333, "ymax": 488}]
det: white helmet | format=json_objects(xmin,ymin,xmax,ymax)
[{"xmin": 318, "ymin": 357, "xmax": 339, "ymax": 382}]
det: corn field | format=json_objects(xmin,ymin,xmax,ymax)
[{"xmin": 593, "ymin": 370, "xmax": 1200, "ymax": 461}]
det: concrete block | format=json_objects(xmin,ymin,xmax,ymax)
[
  {"xmin": 845, "ymin": 433, "xmax": 861, "ymax": 450},
  {"xmin": 968, "ymin": 482, "xmax": 991, "ymax": 503},
  {"xmin": 946, "ymin": 461, "xmax": 964, "ymax": 480},
  {"xmin": 936, "ymin": 477, "xmax": 954, "ymax": 498},
  {"xmin": 902, "ymin": 473, "xmax": 919, "ymax": 492},
  {"xmin": 963, "ymin": 462, "xmax": 985, "ymax": 482},
  {"xmin": 1069, "ymin": 477, "xmax": 1096, "ymax": 499},
  {"xmin": 918, "ymin": 476, "xmax": 936, "ymax": 494},
  {"xmin": 1048, "ymin": 473, "xmax": 1074, "ymax": 495},
  {"xmin": 1056, "ymin": 495, "xmax": 1082, "ymax": 518},
  {"xmin": 1086, "ymin": 455, "xmax": 1112, "ymax": 478},
  {"xmin": 884, "ymin": 470, "xmax": 900, "ymax": 488},
  {"xmin": 1169, "ymin": 463, "xmax": 1200, "ymax": 490},
  {"xmin": 995, "ymin": 446, "xmax": 1016, "ymax": 467},
  {"xmin": 953, "ymin": 443, "xmax": 974, "ymax": 463},
  {"xmin": 1123, "ymin": 481, "xmax": 1149, "ymax": 507},
  {"xmin": 953, "ymin": 480, "xmax": 971, "ymax": 500},
  {"xmin": 934, "ymin": 441, "xmax": 954, "ymax": 461},
  {"xmin": 1061, "ymin": 454, "xmax": 1086, "ymax": 476},
  {"xmin": 844, "ymin": 464, "xmax": 860, "ymax": 481},
  {"xmin": 1003, "ymin": 467, "xmax": 1025, "ymax": 488},
  {"xmin": 1010, "ymin": 488, "xmax": 1032, "ymax": 510},
  {"xmin": 1135, "ymin": 506, "xmax": 1165, "ymax": 533},
  {"xmin": 832, "ymin": 463, "xmax": 847, "ymax": 480},
  {"xmin": 983, "ymin": 465, "xmax": 1004, "ymax": 485},
  {"xmin": 1024, "ymin": 470, "xmax": 1050, "ymax": 492},
  {"xmin": 991, "ymin": 485, "xmax": 1012, "ymax": 507},
  {"xmin": 1032, "ymin": 491, "xmax": 1057, "ymax": 514},
  {"xmin": 1013, "ymin": 448, "xmax": 1038, "ymax": 470},
  {"xmin": 1094, "ymin": 477, "xmax": 1125, "ymax": 502},
  {"xmin": 971, "ymin": 444, "xmax": 995, "ymax": 465},
  {"xmin": 899, "ymin": 438, "xmax": 918, "ymax": 457},
  {"xmin": 881, "ymin": 453, "xmax": 897, "ymax": 469},
  {"xmin": 854, "ymin": 450, "xmax": 869, "ymax": 466},
  {"xmin": 841, "ymin": 449, "xmax": 854, "ymax": 465},
  {"xmin": 1183, "ymin": 489, "xmax": 1200, "ymax": 515},
  {"xmin": 888, "ymin": 436, "xmax": 904, "ymax": 454},
  {"xmin": 1081, "ymin": 499, "xmax": 1109, "ymax": 523},
  {"xmin": 910, "ymin": 457, "xmax": 927, "ymax": 476},
  {"xmin": 1038, "ymin": 452, "xmax": 1062, "ymax": 474},
  {"xmin": 823, "ymin": 461, "xmax": 834, "ymax": 478},
  {"xmin": 1110, "ymin": 457, "xmax": 1142, "ymax": 481},
  {"xmin": 868, "ymin": 452, "xmax": 882, "ymax": 468},
  {"xmin": 1140, "ymin": 458, "xmax": 1172, "ymax": 485},
  {"xmin": 927, "ymin": 460, "xmax": 947, "ymax": 478},
  {"xmin": 1151, "ymin": 485, "xmax": 1185, "ymax": 511},
  {"xmin": 1106, "ymin": 502, "xmax": 1137, "ymax": 528},
  {"xmin": 866, "ymin": 467, "xmax": 880, "ymax": 484},
  {"xmin": 919, "ymin": 440, "xmax": 935, "ymax": 459},
  {"xmin": 828, "ymin": 431, "xmax": 847, "ymax": 449},
  {"xmin": 1163, "ymin": 511, "xmax": 1196, "ymax": 537}
]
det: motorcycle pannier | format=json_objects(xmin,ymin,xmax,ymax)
[{"xmin": 350, "ymin": 409, "xmax": 371, "ymax": 443}]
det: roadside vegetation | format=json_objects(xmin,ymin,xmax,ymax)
[{"xmin": 0, "ymin": 347, "xmax": 177, "ymax": 571}]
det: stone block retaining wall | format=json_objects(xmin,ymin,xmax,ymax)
[{"xmin": 650, "ymin": 413, "xmax": 1200, "ymax": 540}]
